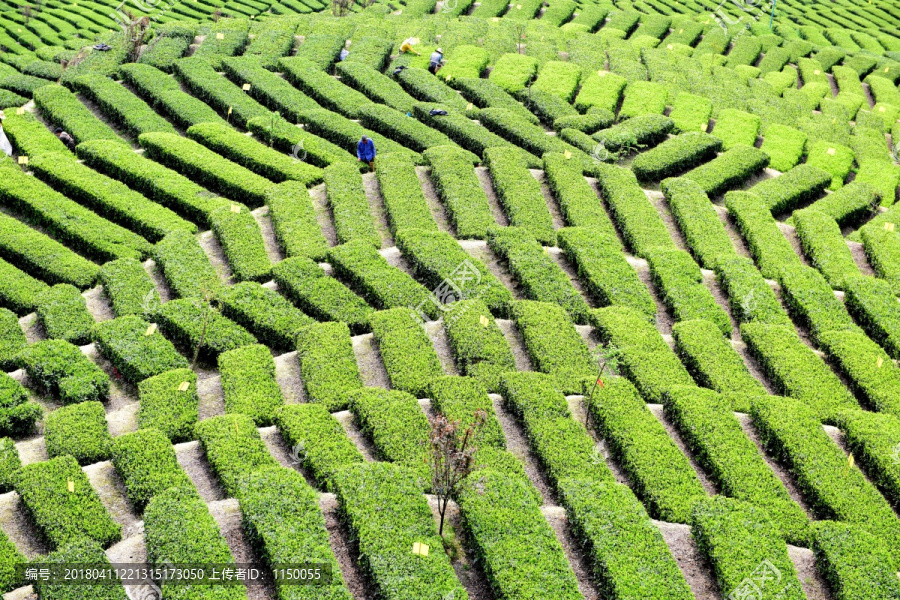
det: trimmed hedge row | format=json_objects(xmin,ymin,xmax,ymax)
[
  {"xmin": 279, "ymin": 56, "xmax": 370, "ymax": 118},
  {"xmin": 429, "ymin": 375, "xmax": 505, "ymax": 448},
  {"xmin": 219, "ymin": 343, "xmax": 284, "ymax": 426},
  {"xmin": 154, "ymin": 230, "xmax": 222, "ymax": 300},
  {"xmin": 711, "ymin": 109, "xmax": 760, "ymax": 150},
  {"xmin": 150, "ymin": 298, "xmax": 257, "ymax": 362},
  {"xmin": 682, "ymin": 145, "xmax": 770, "ymax": 198},
  {"xmin": 529, "ymin": 58, "xmax": 582, "ymax": 102},
  {"xmin": 740, "ymin": 323, "xmax": 856, "ymax": 422},
  {"xmin": 777, "ymin": 264, "xmax": 859, "ymax": 343},
  {"xmin": 457, "ymin": 468, "xmax": 581, "ymax": 600},
  {"xmin": 195, "ymin": 413, "xmax": 279, "ymax": 497},
  {"xmin": 451, "ymin": 77, "xmax": 539, "ymax": 125},
  {"xmin": 509, "ymin": 300, "xmax": 594, "ymax": 394},
  {"xmin": 173, "ymin": 57, "xmax": 269, "ymax": 128},
  {"xmin": 98, "ymin": 258, "xmax": 158, "ymax": 318},
  {"xmin": 591, "ymin": 162, "xmax": 676, "ymax": 258},
  {"xmin": 806, "ymin": 141, "xmax": 854, "ymax": 191},
  {"xmin": 14, "ymin": 454, "xmax": 120, "ymax": 549},
  {"xmin": 589, "ymin": 305, "xmax": 695, "ymax": 402},
  {"xmin": 442, "ymin": 299, "xmax": 516, "ymax": 393},
  {"xmin": 17, "ymin": 339, "xmax": 109, "ymax": 405},
  {"xmin": 669, "ymin": 91, "xmax": 713, "ymax": 133},
  {"xmin": 110, "ymin": 427, "xmax": 196, "ymax": 512},
  {"xmin": 369, "ymin": 308, "xmax": 443, "ymax": 398},
  {"xmin": 592, "ymin": 114, "xmax": 675, "ymax": 154},
  {"xmin": 483, "ymin": 146, "xmax": 556, "ymax": 245},
  {"xmin": 671, "ymin": 319, "xmax": 765, "ymax": 409},
  {"xmin": 218, "ymin": 282, "xmax": 312, "ymax": 350},
  {"xmin": 543, "ymin": 152, "xmax": 617, "ymax": 235},
  {"xmin": 860, "ymin": 227, "xmax": 900, "ymax": 293},
  {"xmin": 76, "ymin": 140, "xmax": 230, "ymax": 228},
  {"xmin": 844, "ymin": 275, "xmax": 900, "ymax": 359},
  {"xmin": 659, "ymin": 177, "xmax": 736, "ymax": 269},
  {"xmin": 489, "ymin": 52, "xmax": 538, "ymax": 94},
  {"xmin": 265, "ymin": 181, "xmax": 329, "ymax": 261},
  {"xmin": 245, "ymin": 114, "xmax": 358, "ymax": 171},
  {"xmin": 396, "ymin": 68, "xmax": 468, "ymax": 111},
  {"xmin": 72, "ymin": 74, "xmax": 177, "ymax": 138},
  {"xmin": 44, "ymin": 400, "xmax": 111, "ymax": 465},
  {"xmin": 0, "ymin": 110, "xmax": 68, "ymax": 157},
  {"xmin": 143, "ymin": 487, "xmax": 243, "ymax": 600},
  {"xmin": 0, "ymin": 164, "xmax": 153, "ymax": 264},
  {"xmin": 749, "ymin": 164, "xmax": 832, "ymax": 214},
  {"xmin": 220, "ymin": 55, "xmax": 319, "ymax": 122},
  {"xmin": 811, "ymin": 520, "xmax": 900, "ymax": 600},
  {"xmin": 792, "ymin": 209, "xmax": 859, "ymax": 288},
  {"xmin": 209, "ymin": 204, "xmax": 272, "ymax": 282},
  {"xmin": 296, "ymin": 321, "xmax": 363, "ymax": 412},
  {"xmin": 500, "ymin": 371, "xmax": 614, "ymax": 488},
  {"xmin": 690, "ymin": 496, "xmax": 806, "ymax": 599},
  {"xmin": 487, "ymin": 226, "xmax": 589, "ymax": 324},
  {"xmin": 35, "ymin": 161, "xmax": 162, "ymax": 244},
  {"xmin": 618, "ymin": 80, "xmax": 668, "ymax": 120},
  {"xmin": 478, "ymin": 107, "xmax": 585, "ymax": 162},
  {"xmin": 553, "ymin": 110, "xmax": 615, "ymax": 134},
  {"xmin": 276, "ymin": 403, "xmax": 364, "ymax": 490},
  {"xmin": 713, "ymin": 255, "xmax": 792, "ymax": 327},
  {"xmin": 271, "ymin": 257, "xmax": 372, "ymax": 334},
  {"xmin": 759, "ymin": 124, "xmax": 807, "ymax": 172},
  {"xmin": 724, "ymin": 191, "xmax": 801, "ymax": 279},
  {"xmin": 751, "ymin": 394, "xmax": 900, "ymax": 558},
  {"xmin": 631, "ymin": 132, "xmax": 722, "ymax": 183},
  {"xmin": 0, "ymin": 310, "xmax": 26, "ymax": 372},
  {"xmin": 645, "ymin": 248, "xmax": 731, "ymax": 336},
  {"xmin": 374, "ymin": 152, "xmax": 437, "ymax": 235},
  {"xmin": 836, "ymin": 410, "xmax": 900, "ymax": 520},
  {"xmin": 587, "ymin": 377, "xmax": 706, "ymax": 524},
  {"xmin": 138, "ymin": 368, "xmax": 198, "ymax": 443},
  {"xmin": 332, "ymin": 463, "xmax": 466, "ymax": 599},
  {"xmin": 559, "ymin": 477, "xmax": 694, "ymax": 600},
  {"xmin": 323, "ymin": 162, "xmax": 381, "ymax": 248},
  {"xmin": 336, "ymin": 61, "xmax": 418, "ymax": 113},
  {"xmin": 665, "ymin": 386, "xmax": 809, "ymax": 544},
  {"xmin": 32, "ymin": 83, "xmax": 120, "ymax": 144},
  {"xmin": 186, "ymin": 123, "xmax": 323, "ymax": 187},
  {"xmin": 797, "ymin": 182, "xmax": 880, "ymax": 229},
  {"xmin": 395, "ymin": 228, "xmax": 511, "ymax": 316},
  {"xmin": 0, "ymin": 526, "xmax": 24, "ymax": 594},
  {"xmin": 819, "ymin": 329, "xmax": 900, "ymax": 417},
  {"xmin": 36, "ymin": 283, "xmax": 95, "ymax": 345},
  {"xmin": 235, "ymin": 466, "xmax": 353, "ymax": 599},
  {"xmin": 139, "ymin": 132, "xmax": 276, "ymax": 209},
  {"xmin": 93, "ymin": 315, "xmax": 188, "ymax": 384},
  {"xmin": 328, "ymin": 241, "xmax": 437, "ymax": 318},
  {"xmin": 423, "ymin": 145, "xmax": 495, "ymax": 239},
  {"xmin": 347, "ymin": 387, "xmax": 429, "ymax": 482},
  {"xmin": 33, "ymin": 539, "xmax": 125, "ymax": 600}
]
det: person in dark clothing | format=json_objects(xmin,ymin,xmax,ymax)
[
  {"xmin": 357, "ymin": 135, "xmax": 376, "ymax": 171},
  {"xmin": 55, "ymin": 128, "xmax": 76, "ymax": 151},
  {"xmin": 428, "ymin": 48, "xmax": 444, "ymax": 75}
]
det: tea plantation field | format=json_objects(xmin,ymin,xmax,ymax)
[{"xmin": 0, "ymin": 0, "xmax": 899, "ymax": 597}]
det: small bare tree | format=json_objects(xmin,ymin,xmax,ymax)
[
  {"xmin": 584, "ymin": 343, "xmax": 621, "ymax": 426},
  {"xmin": 426, "ymin": 410, "xmax": 487, "ymax": 537},
  {"xmin": 190, "ymin": 289, "xmax": 219, "ymax": 369},
  {"xmin": 21, "ymin": 4, "xmax": 33, "ymax": 23},
  {"xmin": 331, "ymin": 0, "xmax": 352, "ymax": 16},
  {"xmin": 513, "ymin": 21, "xmax": 527, "ymax": 54},
  {"xmin": 124, "ymin": 14, "xmax": 150, "ymax": 64}
]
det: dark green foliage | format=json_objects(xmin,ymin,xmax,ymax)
[
  {"xmin": 323, "ymin": 162, "xmax": 381, "ymax": 248},
  {"xmin": 44, "ymin": 400, "xmax": 111, "ymax": 465},
  {"xmin": 724, "ymin": 191, "xmax": 802, "ymax": 279},
  {"xmin": 811, "ymin": 521, "xmax": 900, "ymax": 600},
  {"xmin": 110, "ymin": 427, "xmax": 197, "ymax": 512},
  {"xmin": 483, "ymin": 146, "xmax": 556, "ymax": 245},
  {"xmin": 265, "ymin": 181, "xmax": 329, "ymax": 262},
  {"xmin": 99, "ymin": 259, "xmax": 159, "ymax": 318},
  {"xmin": 17, "ymin": 339, "xmax": 109, "ymax": 405},
  {"xmin": 195, "ymin": 413, "xmax": 279, "ymax": 497},
  {"xmin": 34, "ymin": 539, "xmax": 126, "ymax": 600},
  {"xmin": 296, "ymin": 321, "xmax": 363, "ymax": 412},
  {"xmin": 631, "ymin": 132, "xmax": 722, "ymax": 183},
  {"xmin": 0, "ymin": 308, "xmax": 25, "ymax": 370},
  {"xmin": 0, "ymin": 526, "xmax": 25, "ymax": 594},
  {"xmin": 93, "ymin": 315, "xmax": 188, "ymax": 384},
  {"xmin": 138, "ymin": 368, "xmax": 198, "ymax": 443},
  {"xmin": 217, "ymin": 281, "xmax": 313, "ymax": 351},
  {"xmin": 209, "ymin": 204, "xmax": 272, "ymax": 282},
  {"xmin": 441, "ymin": 299, "xmax": 516, "ymax": 393},
  {"xmin": 154, "ymin": 230, "xmax": 222, "ymax": 300},
  {"xmin": 150, "ymin": 298, "xmax": 257, "ymax": 361},
  {"xmin": 369, "ymin": 308, "xmax": 443, "ymax": 397},
  {"xmin": 219, "ymin": 344, "xmax": 284, "ymax": 426},
  {"xmin": 14, "ymin": 455, "xmax": 121, "ymax": 549},
  {"xmin": 423, "ymin": 145, "xmax": 495, "ymax": 239},
  {"xmin": 36, "ymin": 283, "xmax": 94, "ymax": 346},
  {"xmin": 0, "ymin": 374, "xmax": 41, "ymax": 437}
]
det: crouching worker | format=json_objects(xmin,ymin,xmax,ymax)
[
  {"xmin": 399, "ymin": 37, "xmax": 420, "ymax": 55},
  {"xmin": 357, "ymin": 135, "xmax": 376, "ymax": 171},
  {"xmin": 55, "ymin": 128, "xmax": 76, "ymax": 151},
  {"xmin": 428, "ymin": 47, "xmax": 444, "ymax": 74}
]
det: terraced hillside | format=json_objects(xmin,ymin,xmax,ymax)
[{"xmin": 0, "ymin": 0, "xmax": 900, "ymax": 599}]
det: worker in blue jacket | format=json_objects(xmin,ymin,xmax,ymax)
[{"xmin": 357, "ymin": 135, "xmax": 376, "ymax": 171}]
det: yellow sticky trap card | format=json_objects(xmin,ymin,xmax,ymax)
[
  {"xmin": 666, "ymin": 44, "xmax": 673, "ymax": 50},
  {"xmin": 216, "ymin": 32, "xmax": 225, "ymax": 39},
  {"xmin": 466, "ymin": 103, "xmax": 473, "ymax": 110},
  {"xmin": 564, "ymin": 150, "xmax": 572, "ymax": 159},
  {"xmin": 826, "ymin": 147, "xmax": 836, "ymax": 155},
  {"xmin": 242, "ymin": 83, "xmax": 251, "ymax": 91},
  {"xmin": 598, "ymin": 70, "xmax": 606, "ymax": 77},
  {"xmin": 227, "ymin": 106, "xmax": 233, "ymax": 115},
  {"xmin": 479, "ymin": 315, "xmax": 490, "ymax": 327},
  {"xmin": 231, "ymin": 204, "xmax": 241, "ymax": 213},
  {"xmin": 145, "ymin": 323, "xmax": 157, "ymax": 336},
  {"xmin": 67, "ymin": 480, "xmax": 75, "ymax": 492},
  {"xmin": 412, "ymin": 543, "xmax": 429, "ymax": 556},
  {"xmin": 17, "ymin": 156, "xmax": 27, "ymax": 165},
  {"xmin": 879, "ymin": 106, "xmax": 886, "ymax": 113},
  {"xmin": 877, "ymin": 357, "xmax": 884, "ymax": 368},
  {"xmin": 15, "ymin": 107, "xmax": 25, "ymax": 115},
  {"xmin": 492, "ymin": 16, "xmax": 499, "ymax": 21},
  {"xmin": 813, "ymin": 69, "xmax": 821, "ymax": 75},
  {"xmin": 886, "ymin": 223, "xmax": 896, "ymax": 232},
  {"xmin": 178, "ymin": 381, "xmax": 190, "ymax": 392}
]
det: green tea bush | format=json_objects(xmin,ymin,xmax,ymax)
[
  {"xmin": 0, "ymin": 375, "xmax": 40, "ymax": 438},
  {"xmin": 483, "ymin": 146, "xmax": 556, "ymax": 245},
  {"xmin": 276, "ymin": 403, "xmax": 364, "ymax": 491},
  {"xmin": 72, "ymin": 74, "xmax": 177, "ymax": 138},
  {"xmin": 369, "ymin": 308, "xmax": 443, "ymax": 397},
  {"xmin": 646, "ymin": 249, "xmax": 731, "ymax": 335},
  {"xmin": 441, "ymin": 300, "xmax": 516, "ymax": 392},
  {"xmin": 451, "ymin": 77, "xmax": 539, "ymax": 124},
  {"xmin": 93, "ymin": 315, "xmax": 188, "ymax": 384},
  {"xmin": 396, "ymin": 68, "xmax": 468, "ymax": 111},
  {"xmin": 0, "ymin": 258, "xmax": 48, "ymax": 316},
  {"xmin": 150, "ymin": 298, "xmax": 257, "ymax": 361},
  {"xmin": 861, "ymin": 227, "xmax": 900, "ymax": 293},
  {"xmin": 280, "ymin": 56, "xmax": 370, "ymax": 117},
  {"xmin": 336, "ymin": 60, "xmax": 418, "ymax": 113},
  {"xmin": 478, "ymin": 107, "xmax": 583, "ymax": 160},
  {"xmin": 375, "ymin": 152, "xmax": 438, "ymax": 235},
  {"xmin": 332, "ymin": 462, "xmax": 466, "ymax": 599},
  {"xmin": 195, "ymin": 413, "xmax": 279, "ymax": 497},
  {"xmin": 805, "ymin": 141, "xmax": 855, "ymax": 190},
  {"xmin": 749, "ymin": 163, "xmax": 832, "ymax": 214},
  {"xmin": 323, "ymin": 162, "xmax": 381, "ymax": 248},
  {"xmin": 796, "ymin": 181, "xmax": 879, "ymax": 228},
  {"xmin": 792, "ymin": 209, "xmax": 859, "ymax": 288},
  {"xmin": 36, "ymin": 283, "xmax": 95, "ymax": 345},
  {"xmin": 174, "ymin": 57, "xmax": 269, "ymax": 128},
  {"xmin": 489, "ymin": 52, "xmax": 538, "ymax": 93},
  {"xmin": 120, "ymin": 64, "xmax": 229, "ymax": 130},
  {"xmin": 0, "ymin": 110, "xmax": 68, "ymax": 157},
  {"xmin": 510, "ymin": 300, "xmax": 594, "ymax": 393},
  {"xmin": 668, "ymin": 92, "xmax": 713, "ymax": 133},
  {"xmin": 221, "ymin": 56, "xmax": 321, "ymax": 122},
  {"xmin": 574, "ymin": 71, "xmax": 627, "ymax": 113},
  {"xmin": 0, "ymin": 521, "xmax": 24, "ymax": 594},
  {"xmin": 33, "ymin": 539, "xmax": 126, "ymax": 600},
  {"xmin": 110, "ymin": 427, "xmax": 196, "ymax": 512},
  {"xmin": 358, "ymin": 104, "xmax": 469, "ymax": 156},
  {"xmin": 154, "ymin": 230, "xmax": 222, "ymax": 300},
  {"xmin": 17, "ymin": 339, "xmax": 109, "ymax": 405},
  {"xmin": 44, "ymin": 401, "xmax": 111, "ymax": 465},
  {"xmin": 98, "ymin": 259, "xmax": 159, "ymax": 318},
  {"xmin": 543, "ymin": 153, "xmax": 617, "ymax": 234},
  {"xmin": 296, "ymin": 321, "xmax": 363, "ymax": 412},
  {"xmin": 659, "ymin": 177, "xmax": 736, "ymax": 268},
  {"xmin": 592, "ymin": 114, "xmax": 674, "ymax": 154},
  {"xmin": 632, "ymin": 131, "xmax": 722, "ymax": 182},
  {"xmin": 740, "ymin": 323, "xmax": 856, "ymax": 422},
  {"xmin": 262, "ymin": 180, "xmax": 329, "ymax": 261},
  {"xmin": 843, "ymin": 275, "xmax": 900, "ymax": 359},
  {"xmin": 711, "ymin": 109, "xmax": 760, "ymax": 150},
  {"xmin": 724, "ymin": 191, "xmax": 801, "ymax": 279},
  {"xmin": 587, "ymin": 377, "xmax": 706, "ymax": 523},
  {"xmin": 618, "ymin": 80, "xmax": 668, "ymax": 120},
  {"xmin": 811, "ymin": 521, "xmax": 900, "ymax": 600},
  {"xmin": 690, "ymin": 496, "xmax": 806, "ymax": 599},
  {"xmin": 33, "ymin": 84, "xmax": 120, "ymax": 143},
  {"xmin": 219, "ymin": 343, "xmax": 284, "ymax": 426},
  {"xmin": 423, "ymin": 145, "xmax": 495, "ymax": 239},
  {"xmin": 818, "ymin": 329, "xmax": 900, "ymax": 417},
  {"xmin": 138, "ymin": 368, "xmax": 198, "ymax": 442},
  {"xmin": 14, "ymin": 455, "xmax": 120, "ymax": 549},
  {"xmin": 553, "ymin": 109, "xmax": 615, "ymax": 134},
  {"xmin": 751, "ymin": 395, "xmax": 900, "ymax": 557},
  {"xmin": 531, "ymin": 60, "xmax": 582, "ymax": 102},
  {"xmin": 682, "ymin": 145, "xmax": 769, "ymax": 198},
  {"xmin": 209, "ymin": 204, "xmax": 272, "ymax": 282},
  {"xmin": 713, "ymin": 255, "xmax": 792, "ymax": 326},
  {"xmin": 328, "ymin": 241, "xmax": 436, "ymax": 317},
  {"xmin": 777, "ymin": 264, "xmax": 859, "ymax": 342}
]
